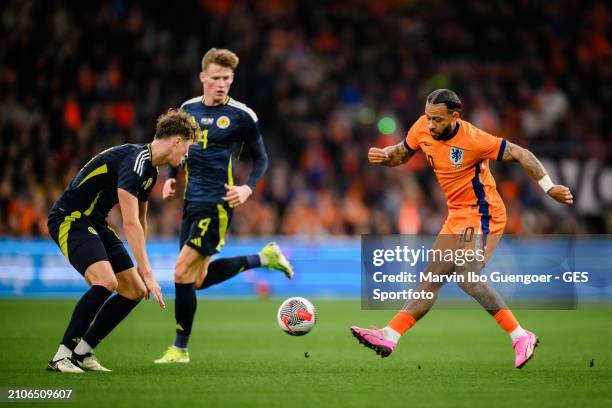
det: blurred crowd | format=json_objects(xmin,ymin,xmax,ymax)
[{"xmin": 1, "ymin": 0, "xmax": 610, "ymax": 237}]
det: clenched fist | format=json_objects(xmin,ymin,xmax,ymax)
[
  {"xmin": 547, "ymin": 185, "xmax": 573, "ymax": 205},
  {"xmin": 368, "ymin": 147, "xmax": 389, "ymax": 164},
  {"xmin": 162, "ymin": 178, "xmax": 176, "ymax": 200}
]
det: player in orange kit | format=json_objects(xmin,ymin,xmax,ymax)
[{"xmin": 351, "ymin": 89, "xmax": 573, "ymax": 368}]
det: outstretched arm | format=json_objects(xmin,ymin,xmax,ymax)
[
  {"xmin": 118, "ymin": 189, "xmax": 165, "ymax": 308},
  {"xmin": 369, "ymin": 142, "xmax": 416, "ymax": 167},
  {"xmin": 138, "ymin": 201, "xmax": 148, "ymax": 238},
  {"xmin": 501, "ymin": 141, "xmax": 573, "ymax": 205}
]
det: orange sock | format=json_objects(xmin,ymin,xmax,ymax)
[
  {"xmin": 387, "ymin": 311, "xmax": 416, "ymax": 335},
  {"xmin": 493, "ymin": 309, "xmax": 519, "ymax": 334}
]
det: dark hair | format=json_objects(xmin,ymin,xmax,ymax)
[
  {"xmin": 426, "ymin": 89, "xmax": 462, "ymax": 113},
  {"xmin": 154, "ymin": 109, "xmax": 199, "ymax": 142}
]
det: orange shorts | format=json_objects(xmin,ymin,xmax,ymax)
[{"xmin": 439, "ymin": 209, "xmax": 506, "ymax": 262}]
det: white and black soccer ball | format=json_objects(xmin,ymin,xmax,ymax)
[{"xmin": 277, "ymin": 297, "xmax": 317, "ymax": 336}]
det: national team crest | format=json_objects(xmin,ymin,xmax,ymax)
[
  {"xmin": 450, "ymin": 147, "xmax": 464, "ymax": 168},
  {"xmin": 216, "ymin": 116, "xmax": 230, "ymax": 129}
]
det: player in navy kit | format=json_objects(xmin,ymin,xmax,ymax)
[
  {"xmin": 155, "ymin": 49, "xmax": 293, "ymax": 363},
  {"xmin": 46, "ymin": 110, "xmax": 198, "ymax": 373}
]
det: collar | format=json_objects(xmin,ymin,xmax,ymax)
[
  {"xmin": 436, "ymin": 120, "xmax": 460, "ymax": 141},
  {"xmin": 201, "ymin": 95, "xmax": 231, "ymax": 106}
]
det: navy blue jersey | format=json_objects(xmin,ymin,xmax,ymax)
[
  {"xmin": 171, "ymin": 96, "xmax": 268, "ymax": 203},
  {"xmin": 51, "ymin": 144, "xmax": 158, "ymax": 220}
]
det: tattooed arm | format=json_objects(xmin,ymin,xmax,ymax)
[
  {"xmin": 501, "ymin": 141, "xmax": 573, "ymax": 205},
  {"xmin": 368, "ymin": 142, "xmax": 416, "ymax": 167}
]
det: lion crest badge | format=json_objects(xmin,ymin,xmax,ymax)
[{"xmin": 450, "ymin": 147, "xmax": 464, "ymax": 168}]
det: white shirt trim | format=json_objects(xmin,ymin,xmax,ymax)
[
  {"xmin": 180, "ymin": 96, "xmax": 203, "ymax": 109},
  {"xmin": 227, "ymin": 98, "xmax": 258, "ymax": 123}
]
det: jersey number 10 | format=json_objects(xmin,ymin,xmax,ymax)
[{"xmin": 426, "ymin": 153, "xmax": 435, "ymax": 169}]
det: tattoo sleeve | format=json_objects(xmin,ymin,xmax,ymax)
[
  {"xmin": 502, "ymin": 142, "xmax": 546, "ymax": 181},
  {"xmin": 382, "ymin": 142, "xmax": 416, "ymax": 167}
]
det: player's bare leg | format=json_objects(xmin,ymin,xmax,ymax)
[
  {"xmin": 352, "ymin": 230, "xmax": 457, "ymax": 356},
  {"xmin": 72, "ymin": 267, "xmax": 145, "ymax": 372},
  {"xmin": 195, "ymin": 256, "xmax": 212, "ymax": 289},
  {"xmin": 351, "ymin": 259, "xmax": 452, "ymax": 357},
  {"xmin": 456, "ymin": 260, "xmax": 539, "ymax": 368},
  {"xmin": 352, "ymin": 232, "xmax": 538, "ymax": 366},
  {"xmin": 456, "ymin": 260, "xmax": 508, "ymax": 312},
  {"xmin": 429, "ymin": 232, "xmax": 538, "ymax": 368},
  {"xmin": 155, "ymin": 246, "xmax": 208, "ymax": 363},
  {"xmin": 48, "ymin": 261, "xmax": 117, "ymax": 373}
]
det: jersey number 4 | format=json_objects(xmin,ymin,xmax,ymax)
[
  {"xmin": 198, "ymin": 218, "xmax": 211, "ymax": 237},
  {"xmin": 198, "ymin": 129, "xmax": 208, "ymax": 149}
]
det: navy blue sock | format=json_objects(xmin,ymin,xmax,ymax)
[
  {"xmin": 61, "ymin": 285, "xmax": 112, "ymax": 349},
  {"xmin": 82, "ymin": 294, "xmax": 140, "ymax": 348},
  {"xmin": 174, "ymin": 283, "xmax": 197, "ymax": 349},
  {"xmin": 198, "ymin": 255, "xmax": 260, "ymax": 290}
]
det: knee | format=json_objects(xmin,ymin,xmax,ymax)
[
  {"xmin": 420, "ymin": 281, "xmax": 442, "ymax": 296},
  {"xmin": 119, "ymin": 282, "xmax": 146, "ymax": 301},
  {"xmin": 457, "ymin": 279, "xmax": 481, "ymax": 294},
  {"xmin": 85, "ymin": 262, "xmax": 118, "ymax": 292},
  {"xmin": 174, "ymin": 258, "xmax": 197, "ymax": 283},
  {"xmin": 96, "ymin": 276, "xmax": 118, "ymax": 292}
]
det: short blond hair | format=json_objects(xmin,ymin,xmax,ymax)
[
  {"xmin": 201, "ymin": 48, "xmax": 239, "ymax": 72},
  {"xmin": 155, "ymin": 109, "xmax": 199, "ymax": 142}
]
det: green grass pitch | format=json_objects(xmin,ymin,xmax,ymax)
[{"xmin": 0, "ymin": 299, "xmax": 611, "ymax": 407}]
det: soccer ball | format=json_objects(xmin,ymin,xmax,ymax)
[{"xmin": 277, "ymin": 297, "xmax": 317, "ymax": 336}]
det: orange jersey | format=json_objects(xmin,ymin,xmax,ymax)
[{"xmin": 404, "ymin": 116, "xmax": 507, "ymax": 227}]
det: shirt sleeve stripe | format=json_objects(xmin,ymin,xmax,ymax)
[
  {"xmin": 133, "ymin": 151, "xmax": 146, "ymax": 173},
  {"xmin": 403, "ymin": 139, "xmax": 417, "ymax": 152},
  {"xmin": 496, "ymin": 138, "xmax": 507, "ymax": 161}
]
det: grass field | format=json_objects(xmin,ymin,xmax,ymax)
[{"xmin": 0, "ymin": 299, "xmax": 611, "ymax": 407}]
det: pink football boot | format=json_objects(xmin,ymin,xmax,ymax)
[
  {"xmin": 350, "ymin": 326, "xmax": 396, "ymax": 357},
  {"xmin": 513, "ymin": 330, "xmax": 539, "ymax": 368}
]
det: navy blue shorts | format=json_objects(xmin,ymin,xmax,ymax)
[
  {"xmin": 48, "ymin": 210, "xmax": 134, "ymax": 275},
  {"xmin": 179, "ymin": 201, "xmax": 233, "ymax": 257}
]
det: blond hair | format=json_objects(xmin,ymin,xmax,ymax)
[
  {"xmin": 155, "ymin": 109, "xmax": 199, "ymax": 142},
  {"xmin": 201, "ymin": 48, "xmax": 239, "ymax": 71}
]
